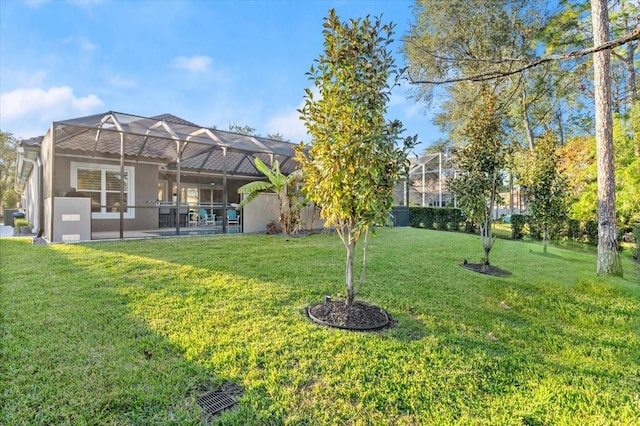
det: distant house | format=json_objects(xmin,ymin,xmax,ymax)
[{"xmin": 15, "ymin": 111, "xmax": 300, "ymax": 242}]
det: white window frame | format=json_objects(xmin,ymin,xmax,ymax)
[{"xmin": 70, "ymin": 162, "xmax": 136, "ymax": 219}]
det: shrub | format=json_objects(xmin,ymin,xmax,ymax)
[
  {"xmin": 423, "ymin": 208, "xmax": 435, "ymax": 229},
  {"xmin": 567, "ymin": 219, "xmax": 581, "ymax": 241},
  {"xmin": 409, "ymin": 207, "xmax": 465, "ymax": 231},
  {"xmin": 511, "ymin": 214, "xmax": 527, "ymax": 240},
  {"xmin": 450, "ymin": 208, "xmax": 464, "ymax": 231},
  {"xmin": 434, "ymin": 208, "xmax": 449, "ymax": 230},
  {"xmin": 527, "ymin": 216, "xmax": 543, "ymax": 240},
  {"xmin": 14, "ymin": 218, "xmax": 29, "ymax": 228},
  {"xmin": 584, "ymin": 220, "xmax": 598, "ymax": 246},
  {"xmin": 464, "ymin": 221, "xmax": 476, "ymax": 234}
]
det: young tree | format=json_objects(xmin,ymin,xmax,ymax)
[
  {"xmin": 237, "ymin": 158, "xmax": 302, "ymax": 235},
  {"xmin": 296, "ymin": 9, "xmax": 416, "ymax": 307},
  {"xmin": 519, "ymin": 132, "xmax": 569, "ymax": 253},
  {"xmin": 448, "ymin": 93, "xmax": 507, "ymax": 265},
  {"xmin": 0, "ymin": 131, "xmax": 19, "ymax": 210}
]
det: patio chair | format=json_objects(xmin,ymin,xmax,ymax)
[
  {"xmin": 198, "ymin": 208, "xmax": 216, "ymax": 226},
  {"xmin": 226, "ymin": 209, "xmax": 240, "ymax": 226},
  {"xmin": 188, "ymin": 209, "xmax": 199, "ymax": 227}
]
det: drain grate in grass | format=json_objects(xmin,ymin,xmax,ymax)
[{"xmin": 197, "ymin": 388, "xmax": 238, "ymax": 418}]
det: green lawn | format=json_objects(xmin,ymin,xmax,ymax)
[{"xmin": 1, "ymin": 228, "xmax": 639, "ymax": 425}]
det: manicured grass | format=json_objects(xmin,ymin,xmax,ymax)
[{"xmin": 1, "ymin": 229, "xmax": 639, "ymax": 425}]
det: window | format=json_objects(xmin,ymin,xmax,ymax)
[{"xmin": 71, "ymin": 162, "xmax": 135, "ymax": 219}]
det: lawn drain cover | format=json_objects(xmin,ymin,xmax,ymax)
[{"xmin": 197, "ymin": 390, "xmax": 237, "ymax": 418}]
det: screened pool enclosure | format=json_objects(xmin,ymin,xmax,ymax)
[{"xmin": 16, "ymin": 111, "xmax": 300, "ymax": 241}]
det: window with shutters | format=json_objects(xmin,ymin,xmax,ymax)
[{"xmin": 71, "ymin": 162, "xmax": 135, "ymax": 219}]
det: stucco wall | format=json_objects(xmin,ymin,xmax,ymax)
[
  {"xmin": 242, "ymin": 193, "xmax": 325, "ymax": 234},
  {"xmin": 53, "ymin": 156, "xmax": 160, "ymax": 232}
]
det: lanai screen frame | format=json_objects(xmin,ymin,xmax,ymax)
[
  {"xmin": 406, "ymin": 153, "xmax": 455, "ymax": 207},
  {"xmin": 48, "ymin": 111, "xmax": 299, "ymax": 239}
]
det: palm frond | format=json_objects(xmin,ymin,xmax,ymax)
[
  {"xmin": 237, "ymin": 191, "xmax": 261, "ymax": 209},
  {"xmin": 238, "ymin": 181, "xmax": 273, "ymax": 194}
]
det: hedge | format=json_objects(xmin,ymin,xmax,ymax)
[
  {"xmin": 409, "ymin": 207, "xmax": 624, "ymax": 250},
  {"xmin": 409, "ymin": 207, "xmax": 465, "ymax": 231}
]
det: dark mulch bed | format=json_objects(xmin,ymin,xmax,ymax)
[
  {"xmin": 308, "ymin": 299, "xmax": 390, "ymax": 331},
  {"xmin": 460, "ymin": 260, "xmax": 512, "ymax": 276}
]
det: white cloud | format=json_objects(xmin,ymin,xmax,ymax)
[
  {"xmin": 108, "ymin": 74, "xmax": 137, "ymax": 88},
  {"xmin": 266, "ymin": 89, "xmax": 320, "ymax": 142},
  {"xmin": 77, "ymin": 36, "xmax": 99, "ymax": 52},
  {"xmin": 0, "ymin": 86, "xmax": 103, "ymax": 121},
  {"xmin": 63, "ymin": 36, "xmax": 99, "ymax": 52},
  {"xmin": 266, "ymin": 107, "xmax": 308, "ymax": 143},
  {"xmin": 172, "ymin": 56, "xmax": 212, "ymax": 72}
]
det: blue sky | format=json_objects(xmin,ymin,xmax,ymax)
[{"xmin": 1, "ymin": 0, "xmax": 442, "ymax": 151}]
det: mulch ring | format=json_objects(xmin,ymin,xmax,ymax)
[
  {"xmin": 308, "ymin": 299, "xmax": 391, "ymax": 331},
  {"xmin": 460, "ymin": 261, "xmax": 512, "ymax": 277}
]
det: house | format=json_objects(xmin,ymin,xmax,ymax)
[{"xmin": 15, "ymin": 111, "xmax": 302, "ymax": 242}]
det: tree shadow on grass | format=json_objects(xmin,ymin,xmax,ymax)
[
  {"xmin": 0, "ymin": 239, "xmax": 280, "ymax": 425},
  {"xmin": 528, "ymin": 250, "xmax": 566, "ymax": 260},
  {"xmin": 45, "ymin": 234, "xmax": 640, "ymax": 422}
]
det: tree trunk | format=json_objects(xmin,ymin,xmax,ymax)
[
  {"xmin": 543, "ymin": 223, "xmax": 548, "ymax": 254},
  {"xmin": 625, "ymin": 40, "xmax": 637, "ymax": 104},
  {"xmin": 621, "ymin": 0, "xmax": 637, "ymax": 105},
  {"xmin": 345, "ymin": 234, "xmax": 356, "ymax": 307},
  {"xmin": 592, "ymin": 0, "xmax": 623, "ymax": 276},
  {"xmin": 278, "ymin": 191, "xmax": 290, "ymax": 234}
]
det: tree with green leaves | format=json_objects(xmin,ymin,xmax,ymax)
[
  {"xmin": 518, "ymin": 132, "xmax": 569, "ymax": 253},
  {"xmin": 227, "ymin": 123, "xmax": 257, "ymax": 136},
  {"xmin": 404, "ymin": 0, "xmax": 639, "ymax": 276},
  {"xmin": 403, "ymin": 0, "xmax": 572, "ymax": 151},
  {"xmin": 0, "ymin": 131, "xmax": 20, "ymax": 211},
  {"xmin": 448, "ymin": 93, "xmax": 508, "ymax": 265},
  {"xmin": 296, "ymin": 9, "xmax": 416, "ymax": 308},
  {"xmin": 559, "ymin": 102, "xmax": 640, "ymax": 228},
  {"xmin": 237, "ymin": 157, "xmax": 301, "ymax": 235}
]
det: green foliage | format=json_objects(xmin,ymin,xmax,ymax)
[
  {"xmin": 433, "ymin": 208, "xmax": 449, "ymax": 230},
  {"xmin": 518, "ymin": 132, "xmax": 569, "ymax": 251},
  {"xmin": 567, "ymin": 219, "xmax": 582, "ymax": 241},
  {"xmin": 403, "ymin": 1, "xmax": 591, "ymax": 149},
  {"xmin": 227, "ymin": 123, "xmax": 257, "ymax": 136},
  {"xmin": 0, "ymin": 131, "xmax": 19, "ymax": 209},
  {"xmin": 409, "ymin": 207, "xmax": 464, "ymax": 231},
  {"xmin": 237, "ymin": 158, "xmax": 302, "ymax": 234},
  {"xmin": 559, "ymin": 103, "xmax": 640, "ymax": 227},
  {"xmin": 448, "ymin": 93, "xmax": 508, "ymax": 263},
  {"xmin": 449, "ymin": 208, "xmax": 464, "ymax": 231},
  {"xmin": 585, "ymin": 220, "xmax": 598, "ymax": 246},
  {"xmin": 511, "ymin": 214, "xmax": 527, "ymax": 240},
  {"xmin": 296, "ymin": 9, "xmax": 416, "ymax": 305},
  {"xmin": 13, "ymin": 218, "xmax": 29, "ymax": 228}
]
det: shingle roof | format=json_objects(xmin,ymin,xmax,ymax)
[
  {"xmin": 47, "ymin": 111, "xmax": 298, "ymax": 177},
  {"xmin": 20, "ymin": 135, "xmax": 44, "ymax": 147},
  {"xmin": 150, "ymin": 114, "xmax": 201, "ymax": 127}
]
